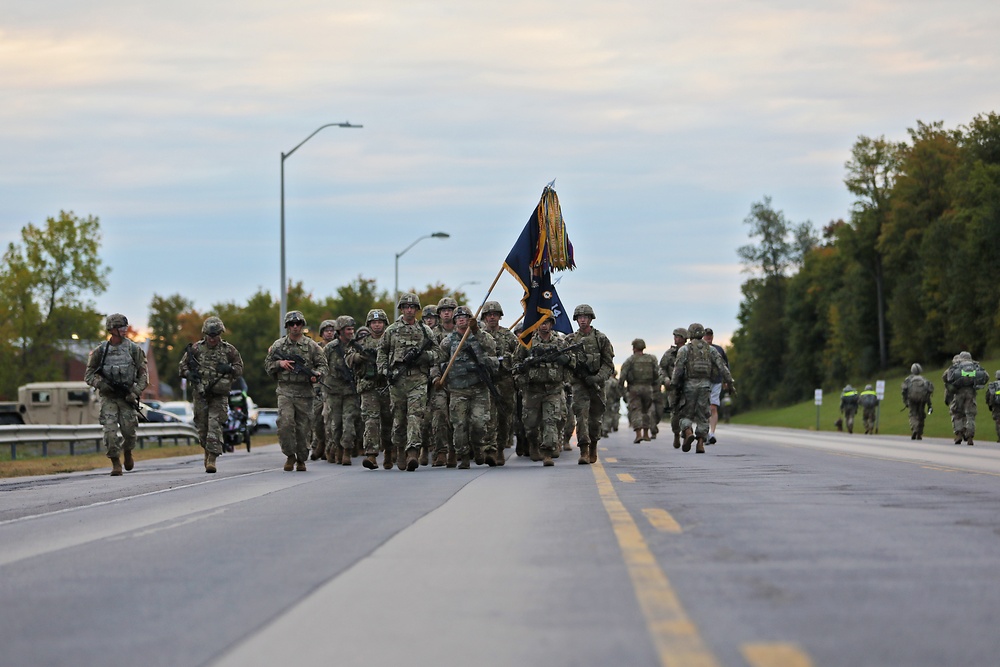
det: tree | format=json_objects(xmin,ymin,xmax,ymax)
[
  {"xmin": 0, "ymin": 211, "xmax": 108, "ymax": 398},
  {"xmin": 147, "ymin": 294, "xmax": 197, "ymax": 397}
]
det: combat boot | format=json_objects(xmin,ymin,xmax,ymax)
[
  {"xmin": 474, "ymin": 451, "xmax": 485, "ymax": 466},
  {"xmin": 682, "ymin": 429, "xmax": 695, "ymax": 452},
  {"xmin": 589, "ymin": 444, "xmax": 598, "ymax": 464},
  {"xmin": 673, "ymin": 432, "xmax": 681, "ymax": 449},
  {"xmin": 327, "ymin": 446, "xmax": 339, "ymax": 464},
  {"xmin": 696, "ymin": 438, "xmax": 705, "ymax": 454},
  {"xmin": 954, "ymin": 435, "xmax": 962, "ymax": 445},
  {"xmin": 397, "ymin": 445, "xmax": 407, "ymax": 470},
  {"xmin": 458, "ymin": 452, "xmax": 471, "ymax": 469},
  {"xmin": 484, "ymin": 451, "xmax": 497, "ymax": 467},
  {"xmin": 446, "ymin": 448, "xmax": 457, "ymax": 468},
  {"xmin": 968, "ymin": 438, "xmax": 975, "ymax": 446},
  {"xmin": 110, "ymin": 456, "xmax": 123, "ymax": 476},
  {"xmin": 123, "ymin": 449, "xmax": 135, "ymax": 471},
  {"xmin": 529, "ymin": 443, "xmax": 541, "ymax": 462},
  {"xmin": 204, "ymin": 450, "xmax": 209, "ymax": 466},
  {"xmin": 406, "ymin": 448, "xmax": 420, "ymax": 471},
  {"xmin": 577, "ymin": 442, "xmax": 590, "ymax": 464},
  {"xmin": 432, "ymin": 451, "xmax": 446, "ymax": 467},
  {"xmin": 206, "ymin": 453, "xmax": 217, "ymax": 473},
  {"xmin": 363, "ymin": 454, "xmax": 378, "ymax": 469},
  {"xmin": 419, "ymin": 446, "xmax": 429, "ymax": 466},
  {"xmin": 296, "ymin": 459, "xmax": 307, "ymax": 471},
  {"xmin": 341, "ymin": 449, "xmax": 352, "ymax": 465},
  {"xmin": 496, "ymin": 449, "xmax": 506, "ymax": 466},
  {"xmin": 283, "ymin": 456, "xmax": 296, "ymax": 471},
  {"xmin": 382, "ymin": 447, "xmax": 394, "ymax": 470},
  {"xmin": 633, "ymin": 430, "xmax": 642, "ymax": 444},
  {"xmin": 562, "ymin": 441, "xmax": 572, "ymax": 451},
  {"xmin": 651, "ymin": 425, "xmax": 658, "ymax": 439},
  {"xmin": 542, "ymin": 454, "xmax": 554, "ymax": 466}
]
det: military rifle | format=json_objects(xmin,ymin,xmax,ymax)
[
  {"xmin": 512, "ymin": 340, "xmax": 584, "ymax": 374},
  {"xmin": 96, "ymin": 340, "xmax": 147, "ymax": 421},
  {"xmin": 385, "ymin": 334, "xmax": 434, "ymax": 386},
  {"xmin": 272, "ymin": 350, "xmax": 321, "ymax": 383}
]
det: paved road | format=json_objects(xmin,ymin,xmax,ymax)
[{"xmin": 2, "ymin": 424, "xmax": 1000, "ymax": 667}]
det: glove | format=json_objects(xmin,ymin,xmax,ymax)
[
  {"xmin": 216, "ymin": 362, "xmax": 234, "ymax": 374},
  {"xmin": 469, "ymin": 318, "xmax": 479, "ymax": 332},
  {"xmin": 557, "ymin": 353, "xmax": 571, "ymax": 366},
  {"xmin": 586, "ymin": 376, "xmax": 602, "ymax": 387}
]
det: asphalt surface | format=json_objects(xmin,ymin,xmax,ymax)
[{"xmin": 2, "ymin": 424, "xmax": 1000, "ymax": 667}]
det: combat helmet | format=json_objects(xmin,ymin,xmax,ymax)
[
  {"xmin": 910, "ymin": 363, "xmax": 922, "ymax": 374},
  {"xmin": 319, "ymin": 319, "xmax": 337, "ymax": 333},
  {"xmin": 631, "ymin": 338, "xmax": 646, "ymax": 350},
  {"xmin": 687, "ymin": 322, "xmax": 705, "ymax": 339},
  {"xmin": 284, "ymin": 310, "xmax": 306, "ymax": 327},
  {"xmin": 482, "ymin": 300, "xmax": 504, "ymax": 316},
  {"xmin": 672, "ymin": 327, "xmax": 689, "ymax": 339},
  {"xmin": 202, "ymin": 316, "xmax": 225, "ymax": 336},
  {"xmin": 105, "ymin": 313, "xmax": 128, "ymax": 330},
  {"xmin": 453, "ymin": 306, "xmax": 473, "ymax": 319},
  {"xmin": 336, "ymin": 315, "xmax": 356, "ymax": 330},
  {"xmin": 397, "ymin": 293, "xmax": 420, "ymax": 309},
  {"xmin": 864, "ymin": 384, "xmax": 873, "ymax": 391},
  {"xmin": 437, "ymin": 296, "xmax": 458, "ymax": 311},
  {"xmin": 422, "ymin": 305, "xmax": 438, "ymax": 319},
  {"xmin": 573, "ymin": 304, "xmax": 596, "ymax": 320},
  {"xmin": 366, "ymin": 309, "xmax": 388, "ymax": 324}
]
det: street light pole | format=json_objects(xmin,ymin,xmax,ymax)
[
  {"xmin": 394, "ymin": 232, "xmax": 450, "ymax": 309},
  {"xmin": 280, "ymin": 121, "xmax": 363, "ymax": 337}
]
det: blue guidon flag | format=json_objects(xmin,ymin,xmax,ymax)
[{"xmin": 503, "ymin": 184, "xmax": 575, "ymax": 345}]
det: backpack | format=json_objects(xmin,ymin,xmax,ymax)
[
  {"xmin": 859, "ymin": 392, "xmax": 878, "ymax": 409},
  {"xmin": 907, "ymin": 376, "xmax": 929, "ymax": 404},
  {"xmin": 949, "ymin": 361, "xmax": 988, "ymax": 390},
  {"xmin": 630, "ymin": 354, "xmax": 658, "ymax": 384}
]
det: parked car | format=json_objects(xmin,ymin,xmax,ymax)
[
  {"xmin": 252, "ymin": 408, "xmax": 278, "ymax": 433},
  {"xmin": 159, "ymin": 401, "xmax": 195, "ymax": 423},
  {"xmin": 140, "ymin": 403, "xmax": 182, "ymax": 423}
]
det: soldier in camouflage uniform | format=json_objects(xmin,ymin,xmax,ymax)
[
  {"xmin": 671, "ymin": 323, "xmax": 734, "ymax": 454},
  {"xmin": 943, "ymin": 351, "xmax": 987, "ymax": 445},
  {"xmin": 602, "ymin": 370, "xmax": 622, "ymax": 437},
  {"xmin": 347, "ymin": 309, "xmax": 393, "ymax": 469},
  {"xmin": 309, "ymin": 319, "xmax": 337, "ymax": 460},
  {"xmin": 481, "ymin": 301, "xmax": 519, "ymax": 466},
  {"xmin": 178, "ymin": 316, "xmax": 244, "ymax": 473},
  {"xmin": 85, "ymin": 313, "xmax": 149, "ymax": 476},
  {"xmin": 901, "ymin": 363, "xmax": 933, "ymax": 440},
  {"xmin": 839, "ymin": 385, "xmax": 859, "ymax": 434},
  {"xmin": 422, "ymin": 304, "xmax": 439, "ymax": 329},
  {"xmin": 418, "ymin": 305, "xmax": 438, "ymax": 464},
  {"xmin": 985, "ymin": 371, "xmax": 1000, "ymax": 443},
  {"xmin": 428, "ymin": 296, "xmax": 458, "ymax": 467},
  {"xmin": 265, "ymin": 310, "xmax": 328, "ymax": 471},
  {"xmin": 619, "ymin": 338, "xmax": 658, "ymax": 443},
  {"xmin": 439, "ymin": 306, "xmax": 499, "ymax": 468},
  {"xmin": 378, "ymin": 293, "xmax": 438, "ymax": 471},
  {"xmin": 567, "ymin": 304, "xmax": 615, "ymax": 465},
  {"xmin": 513, "ymin": 317, "xmax": 575, "ymax": 466},
  {"xmin": 323, "ymin": 315, "xmax": 360, "ymax": 465},
  {"xmin": 859, "ymin": 384, "xmax": 880, "ymax": 435},
  {"xmin": 659, "ymin": 327, "xmax": 688, "ymax": 449}
]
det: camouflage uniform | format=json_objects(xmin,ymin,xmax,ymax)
[
  {"xmin": 902, "ymin": 363, "xmax": 933, "ymax": 440},
  {"xmin": 323, "ymin": 326, "xmax": 360, "ymax": 465},
  {"xmin": 309, "ymin": 319, "xmax": 337, "ymax": 461},
  {"xmin": 441, "ymin": 316, "xmax": 498, "ymax": 467},
  {"xmin": 602, "ymin": 373, "xmax": 622, "ymax": 437},
  {"xmin": 671, "ymin": 323, "xmax": 733, "ymax": 453},
  {"xmin": 659, "ymin": 327, "xmax": 687, "ymax": 448},
  {"xmin": 265, "ymin": 311, "xmax": 328, "ymax": 469},
  {"xmin": 566, "ymin": 305, "xmax": 615, "ymax": 464},
  {"xmin": 178, "ymin": 317, "xmax": 244, "ymax": 467},
  {"xmin": 428, "ymin": 297, "xmax": 458, "ymax": 466},
  {"xmin": 84, "ymin": 314, "xmax": 148, "ymax": 473},
  {"xmin": 347, "ymin": 312, "xmax": 393, "ymax": 469},
  {"xmin": 943, "ymin": 352, "xmax": 987, "ymax": 445},
  {"xmin": 618, "ymin": 339, "xmax": 658, "ymax": 440},
  {"xmin": 839, "ymin": 385, "xmax": 859, "ymax": 434},
  {"xmin": 514, "ymin": 326, "xmax": 575, "ymax": 465},
  {"xmin": 378, "ymin": 294, "xmax": 438, "ymax": 471},
  {"xmin": 985, "ymin": 372, "xmax": 1000, "ymax": 443},
  {"xmin": 482, "ymin": 303, "xmax": 520, "ymax": 466},
  {"xmin": 859, "ymin": 385, "xmax": 879, "ymax": 435}
]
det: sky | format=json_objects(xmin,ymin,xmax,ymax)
[{"xmin": 2, "ymin": 0, "xmax": 999, "ymax": 363}]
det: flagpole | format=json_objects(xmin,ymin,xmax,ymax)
[{"xmin": 435, "ymin": 266, "xmax": 505, "ymax": 388}]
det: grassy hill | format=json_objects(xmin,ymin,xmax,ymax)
[{"xmin": 730, "ymin": 357, "xmax": 1000, "ymax": 441}]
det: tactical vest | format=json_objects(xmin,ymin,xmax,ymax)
[
  {"xmin": 684, "ymin": 341, "xmax": 713, "ymax": 380},
  {"xmin": 191, "ymin": 341, "xmax": 235, "ymax": 396},
  {"xmin": 906, "ymin": 376, "xmax": 930, "ymax": 403},
  {"xmin": 630, "ymin": 354, "xmax": 658, "ymax": 384},
  {"xmin": 859, "ymin": 390, "xmax": 878, "ymax": 409},
  {"xmin": 444, "ymin": 332, "xmax": 487, "ymax": 390},
  {"xmin": 950, "ymin": 360, "xmax": 988, "ymax": 390},
  {"xmin": 986, "ymin": 381, "xmax": 1000, "ymax": 410},
  {"xmin": 525, "ymin": 337, "xmax": 565, "ymax": 385},
  {"xmin": 383, "ymin": 321, "xmax": 434, "ymax": 370},
  {"xmin": 101, "ymin": 341, "xmax": 137, "ymax": 388},
  {"xmin": 353, "ymin": 335, "xmax": 383, "ymax": 392},
  {"xmin": 841, "ymin": 390, "xmax": 859, "ymax": 407}
]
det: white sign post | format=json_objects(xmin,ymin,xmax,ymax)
[
  {"xmin": 875, "ymin": 380, "xmax": 885, "ymax": 433},
  {"xmin": 814, "ymin": 389, "xmax": 823, "ymax": 431}
]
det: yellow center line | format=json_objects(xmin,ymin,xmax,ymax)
[
  {"xmin": 591, "ymin": 460, "xmax": 720, "ymax": 667},
  {"xmin": 605, "ymin": 457, "xmax": 618, "ymax": 463},
  {"xmin": 618, "ymin": 473, "xmax": 635, "ymax": 483},
  {"xmin": 742, "ymin": 642, "xmax": 813, "ymax": 667},
  {"xmin": 643, "ymin": 508, "xmax": 682, "ymax": 533}
]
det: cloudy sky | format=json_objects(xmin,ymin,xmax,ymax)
[{"xmin": 2, "ymin": 0, "xmax": 998, "ymax": 360}]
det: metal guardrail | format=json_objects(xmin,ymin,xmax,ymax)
[{"xmin": 0, "ymin": 423, "xmax": 200, "ymax": 460}]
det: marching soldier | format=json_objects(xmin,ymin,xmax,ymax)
[
  {"xmin": 618, "ymin": 338, "xmax": 658, "ymax": 443},
  {"xmin": 324, "ymin": 315, "xmax": 360, "ymax": 465},
  {"xmin": 265, "ymin": 311, "xmax": 328, "ymax": 471},
  {"xmin": 481, "ymin": 301, "xmax": 519, "ymax": 466},
  {"xmin": 671, "ymin": 323, "xmax": 734, "ymax": 454},
  {"xmin": 178, "ymin": 316, "xmax": 244, "ymax": 473},
  {"xmin": 309, "ymin": 319, "xmax": 337, "ymax": 461},
  {"xmin": 659, "ymin": 327, "xmax": 688, "ymax": 449},
  {"xmin": 378, "ymin": 293, "xmax": 438, "ymax": 471},
  {"xmin": 428, "ymin": 296, "xmax": 458, "ymax": 467},
  {"xmin": 348, "ymin": 310, "xmax": 393, "ymax": 469},
  {"xmin": 902, "ymin": 363, "xmax": 933, "ymax": 440},
  {"xmin": 943, "ymin": 351, "xmax": 988, "ymax": 445},
  {"xmin": 566, "ymin": 305, "xmax": 615, "ymax": 465},
  {"xmin": 859, "ymin": 384, "xmax": 880, "ymax": 435},
  {"xmin": 84, "ymin": 313, "xmax": 149, "ymax": 476},
  {"xmin": 839, "ymin": 385, "xmax": 859, "ymax": 434}
]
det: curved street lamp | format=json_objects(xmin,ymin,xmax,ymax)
[
  {"xmin": 280, "ymin": 121, "xmax": 363, "ymax": 336},
  {"xmin": 394, "ymin": 232, "xmax": 450, "ymax": 308}
]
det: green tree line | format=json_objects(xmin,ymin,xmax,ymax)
[{"xmin": 731, "ymin": 112, "xmax": 1000, "ymax": 409}]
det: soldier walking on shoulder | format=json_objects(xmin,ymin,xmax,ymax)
[
  {"xmin": 901, "ymin": 363, "xmax": 933, "ymax": 440},
  {"xmin": 309, "ymin": 319, "xmax": 337, "ymax": 461},
  {"xmin": 619, "ymin": 338, "xmax": 658, "ymax": 443},
  {"xmin": 859, "ymin": 384, "xmax": 880, "ymax": 435},
  {"xmin": 943, "ymin": 351, "xmax": 988, "ymax": 445},
  {"xmin": 659, "ymin": 327, "xmax": 688, "ymax": 449},
  {"xmin": 670, "ymin": 323, "xmax": 734, "ymax": 454},
  {"xmin": 347, "ymin": 309, "xmax": 393, "ymax": 469},
  {"xmin": 85, "ymin": 313, "xmax": 149, "ymax": 476},
  {"xmin": 265, "ymin": 311, "xmax": 328, "ymax": 471},
  {"xmin": 178, "ymin": 316, "xmax": 244, "ymax": 473},
  {"xmin": 839, "ymin": 385, "xmax": 859, "ymax": 434},
  {"xmin": 567, "ymin": 304, "xmax": 615, "ymax": 465},
  {"xmin": 985, "ymin": 371, "xmax": 1000, "ymax": 443}
]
